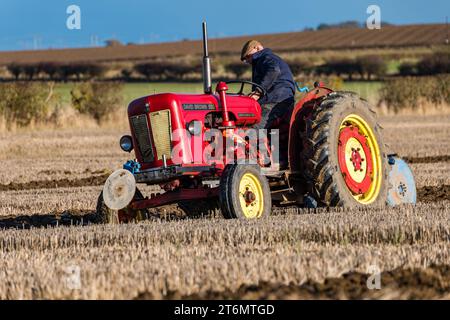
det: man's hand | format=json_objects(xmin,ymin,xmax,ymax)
[{"xmin": 249, "ymin": 91, "xmax": 261, "ymax": 101}]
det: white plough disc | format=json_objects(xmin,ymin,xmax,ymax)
[{"xmin": 103, "ymin": 169, "xmax": 136, "ymax": 210}]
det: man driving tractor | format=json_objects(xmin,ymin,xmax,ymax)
[
  {"xmin": 97, "ymin": 22, "xmax": 417, "ymax": 223},
  {"xmin": 240, "ymin": 40, "xmax": 296, "ymax": 169}
]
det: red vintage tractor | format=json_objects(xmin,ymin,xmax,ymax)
[{"xmin": 96, "ymin": 22, "xmax": 416, "ymax": 223}]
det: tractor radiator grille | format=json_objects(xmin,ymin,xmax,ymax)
[
  {"xmin": 130, "ymin": 115, "xmax": 154, "ymax": 163},
  {"xmin": 149, "ymin": 110, "xmax": 172, "ymax": 160}
]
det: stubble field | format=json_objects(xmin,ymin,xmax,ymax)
[{"xmin": 0, "ymin": 113, "xmax": 449, "ymax": 299}]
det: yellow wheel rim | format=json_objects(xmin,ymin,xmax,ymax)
[
  {"xmin": 239, "ymin": 173, "xmax": 264, "ymax": 218},
  {"xmin": 338, "ymin": 114, "xmax": 383, "ymax": 204}
]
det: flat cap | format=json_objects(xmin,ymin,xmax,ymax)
[{"xmin": 241, "ymin": 40, "xmax": 262, "ymax": 61}]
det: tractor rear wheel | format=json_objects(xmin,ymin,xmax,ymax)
[
  {"xmin": 219, "ymin": 164, "xmax": 271, "ymax": 219},
  {"xmin": 95, "ymin": 188, "xmax": 149, "ymax": 224},
  {"xmin": 299, "ymin": 92, "xmax": 389, "ymax": 207}
]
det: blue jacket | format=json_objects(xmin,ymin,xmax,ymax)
[{"xmin": 251, "ymin": 48, "xmax": 296, "ymax": 105}]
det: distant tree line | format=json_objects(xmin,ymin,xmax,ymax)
[
  {"xmin": 288, "ymin": 56, "xmax": 387, "ymax": 80},
  {"xmin": 3, "ymin": 51, "xmax": 448, "ymax": 82},
  {"xmin": 288, "ymin": 51, "xmax": 449, "ymax": 80},
  {"xmin": 226, "ymin": 57, "xmax": 386, "ymax": 81},
  {"xmin": 315, "ymin": 20, "xmax": 393, "ymax": 31},
  {"xmin": 6, "ymin": 62, "xmax": 106, "ymax": 81},
  {"xmin": 398, "ymin": 52, "xmax": 450, "ymax": 76},
  {"xmin": 132, "ymin": 61, "xmax": 202, "ymax": 81}
]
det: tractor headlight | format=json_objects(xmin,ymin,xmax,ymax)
[
  {"xmin": 187, "ymin": 120, "xmax": 202, "ymax": 136},
  {"xmin": 120, "ymin": 135, "xmax": 133, "ymax": 152}
]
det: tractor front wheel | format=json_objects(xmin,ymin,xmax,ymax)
[{"xmin": 219, "ymin": 164, "xmax": 271, "ymax": 219}]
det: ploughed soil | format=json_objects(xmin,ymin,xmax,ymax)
[
  {"xmin": 0, "ymin": 173, "xmax": 110, "ymax": 191},
  {"xmin": 0, "ymin": 210, "xmax": 99, "ymax": 229},
  {"xmin": 0, "ymin": 204, "xmax": 219, "ymax": 230},
  {"xmin": 136, "ymin": 265, "xmax": 450, "ymax": 300},
  {"xmin": 417, "ymin": 185, "xmax": 450, "ymax": 202},
  {"xmin": 404, "ymin": 155, "xmax": 450, "ymax": 164},
  {"xmin": 0, "ymin": 153, "xmax": 447, "ymax": 192},
  {"xmin": 2, "ymin": 174, "xmax": 447, "ymax": 203}
]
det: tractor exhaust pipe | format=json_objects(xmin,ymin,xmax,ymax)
[{"xmin": 202, "ymin": 21, "xmax": 212, "ymax": 94}]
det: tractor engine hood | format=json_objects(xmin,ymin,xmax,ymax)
[{"xmin": 126, "ymin": 93, "xmax": 261, "ymax": 170}]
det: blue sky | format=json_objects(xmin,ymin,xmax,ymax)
[{"xmin": 0, "ymin": 0, "xmax": 448, "ymax": 51}]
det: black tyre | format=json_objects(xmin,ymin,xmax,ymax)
[
  {"xmin": 95, "ymin": 188, "xmax": 149, "ymax": 224},
  {"xmin": 219, "ymin": 164, "xmax": 272, "ymax": 219},
  {"xmin": 299, "ymin": 91, "xmax": 389, "ymax": 207}
]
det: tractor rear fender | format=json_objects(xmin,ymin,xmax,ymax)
[{"xmin": 288, "ymin": 86, "xmax": 333, "ymax": 170}]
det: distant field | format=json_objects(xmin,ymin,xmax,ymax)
[
  {"xmin": 55, "ymin": 81, "xmax": 382, "ymax": 106},
  {"xmin": 0, "ymin": 24, "xmax": 446, "ymax": 65}
]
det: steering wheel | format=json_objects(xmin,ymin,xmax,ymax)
[{"xmin": 225, "ymin": 80, "xmax": 267, "ymax": 98}]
